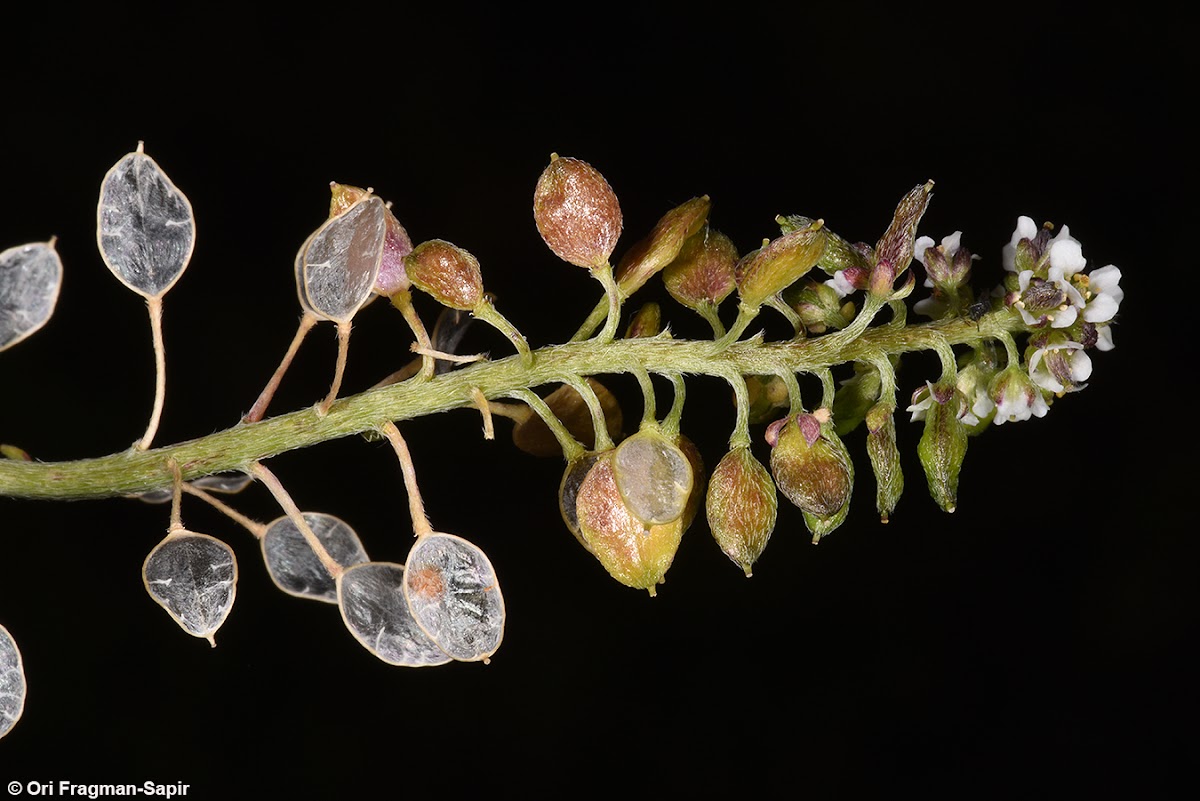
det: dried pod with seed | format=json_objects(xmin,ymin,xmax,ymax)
[
  {"xmin": 533, "ymin": 154, "xmax": 622, "ymax": 269},
  {"xmin": 403, "ymin": 533, "xmax": 504, "ymax": 663}
]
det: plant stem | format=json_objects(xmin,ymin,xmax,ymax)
[
  {"xmin": 0, "ymin": 308, "xmax": 1029, "ymax": 502},
  {"xmin": 137, "ymin": 296, "xmax": 167, "ymax": 451}
]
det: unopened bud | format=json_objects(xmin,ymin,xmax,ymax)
[
  {"xmin": 874, "ymin": 180, "xmax": 933, "ymax": 274},
  {"xmin": 575, "ymin": 454, "xmax": 685, "ymax": 594},
  {"xmin": 783, "ymin": 279, "xmax": 852, "ymax": 334},
  {"xmin": 864, "ymin": 402, "xmax": 903, "ymax": 522},
  {"xmin": 706, "ymin": 445, "xmax": 778, "ymax": 577},
  {"xmin": 615, "ymin": 196, "xmax": 710, "ymax": 294},
  {"xmin": 404, "ymin": 240, "xmax": 484, "ymax": 310},
  {"xmin": 916, "ymin": 383, "xmax": 969, "ymax": 513},
  {"xmin": 533, "ymin": 154, "xmax": 622, "ymax": 270},
  {"xmin": 735, "ymin": 221, "xmax": 827, "ymax": 308},
  {"xmin": 768, "ymin": 412, "xmax": 854, "ymax": 543}
]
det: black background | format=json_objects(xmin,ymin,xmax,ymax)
[{"xmin": 1, "ymin": 5, "xmax": 1191, "ymax": 798}]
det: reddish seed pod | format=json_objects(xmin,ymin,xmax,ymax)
[
  {"xmin": 404, "ymin": 239, "xmax": 484, "ymax": 310},
  {"xmin": 532, "ymin": 154, "xmax": 622, "ymax": 270}
]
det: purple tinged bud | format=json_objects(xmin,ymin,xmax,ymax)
[
  {"xmin": 662, "ymin": 228, "xmax": 739, "ymax": 312},
  {"xmin": 768, "ymin": 412, "xmax": 854, "ymax": 541},
  {"xmin": 874, "ymin": 181, "xmax": 934, "ymax": 275},
  {"xmin": 615, "ymin": 196, "xmax": 711, "ymax": 294}
]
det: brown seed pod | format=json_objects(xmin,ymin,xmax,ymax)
[
  {"xmin": 532, "ymin": 154, "xmax": 622, "ymax": 270},
  {"xmin": 615, "ymin": 195, "xmax": 710, "ymax": 294},
  {"xmin": 404, "ymin": 239, "xmax": 484, "ymax": 310}
]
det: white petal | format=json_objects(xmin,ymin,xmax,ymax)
[
  {"xmin": 1049, "ymin": 238, "xmax": 1086, "ymax": 276},
  {"xmin": 1089, "ymin": 264, "xmax": 1122, "ymax": 293},
  {"xmin": 941, "ymin": 231, "xmax": 964, "ymax": 255},
  {"xmin": 914, "ymin": 236, "xmax": 935, "ymax": 265},
  {"xmin": 1050, "ymin": 305, "xmax": 1078, "ymax": 328},
  {"xmin": 1018, "ymin": 269, "xmax": 1033, "ymax": 291},
  {"xmin": 1095, "ymin": 325, "xmax": 1116, "ymax": 351},
  {"xmin": 1069, "ymin": 350, "xmax": 1093, "ymax": 382},
  {"xmin": 1011, "ymin": 216, "xmax": 1038, "ymax": 247},
  {"xmin": 1083, "ymin": 294, "xmax": 1119, "ymax": 323}
]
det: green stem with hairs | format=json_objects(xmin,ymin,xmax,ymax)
[{"xmin": 0, "ymin": 308, "xmax": 1029, "ymax": 502}]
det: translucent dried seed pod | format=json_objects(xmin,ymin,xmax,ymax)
[
  {"xmin": 612, "ymin": 428, "xmax": 695, "ymax": 527},
  {"xmin": 404, "ymin": 239, "xmax": 484, "ymax": 310},
  {"xmin": 533, "ymin": 154, "xmax": 622, "ymax": 269},
  {"xmin": 97, "ymin": 145, "xmax": 195, "ymax": 299},
  {"xmin": 575, "ymin": 453, "xmax": 685, "ymax": 595},
  {"xmin": 403, "ymin": 533, "xmax": 505, "ymax": 663},
  {"xmin": 0, "ymin": 241, "xmax": 63, "ymax": 352},
  {"xmin": 337, "ymin": 562, "xmax": 451, "ymax": 667},
  {"xmin": 706, "ymin": 445, "xmax": 778, "ymax": 577},
  {"xmin": 302, "ymin": 194, "xmax": 387, "ymax": 322},
  {"xmin": 261, "ymin": 513, "xmax": 369, "ymax": 603},
  {"xmin": 0, "ymin": 623, "xmax": 25, "ymax": 740},
  {"xmin": 142, "ymin": 531, "xmax": 237, "ymax": 646}
]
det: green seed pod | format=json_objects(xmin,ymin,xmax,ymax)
[
  {"xmin": 735, "ymin": 221, "xmax": 827, "ymax": 308},
  {"xmin": 615, "ymin": 196, "xmax": 710, "ymax": 295},
  {"xmin": 404, "ymin": 239, "xmax": 484, "ymax": 310},
  {"xmin": 575, "ymin": 453, "xmax": 685, "ymax": 595},
  {"xmin": 782, "ymin": 278, "xmax": 853, "ymax": 334},
  {"xmin": 768, "ymin": 412, "xmax": 854, "ymax": 543},
  {"xmin": 706, "ymin": 445, "xmax": 778, "ymax": 577},
  {"xmin": 662, "ymin": 228, "xmax": 738, "ymax": 315},
  {"xmin": 533, "ymin": 154, "xmax": 622, "ymax": 270},
  {"xmin": 917, "ymin": 384, "xmax": 969, "ymax": 513},
  {"xmin": 864, "ymin": 402, "xmax": 903, "ymax": 523},
  {"xmin": 777, "ymin": 214, "xmax": 871, "ymax": 277}
]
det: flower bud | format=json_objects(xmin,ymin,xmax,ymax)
[
  {"xmin": 514, "ymin": 379, "xmax": 624, "ymax": 458},
  {"xmin": 864, "ymin": 402, "xmax": 903, "ymax": 522},
  {"xmin": 662, "ymin": 228, "xmax": 738, "ymax": 313},
  {"xmin": 768, "ymin": 411, "xmax": 854, "ymax": 543},
  {"xmin": 916, "ymin": 383, "xmax": 969, "ymax": 513},
  {"xmin": 404, "ymin": 239, "xmax": 484, "ymax": 310},
  {"xmin": 873, "ymin": 181, "xmax": 933, "ymax": 275},
  {"xmin": 987, "ymin": 365, "xmax": 1050, "ymax": 424},
  {"xmin": 706, "ymin": 445, "xmax": 778, "ymax": 576},
  {"xmin": 783, "ymin": 278, "xmax": 852, "ymax": 334},
  {"xmin": 611, "ymin": 427, "xmax": 695, "ymax": 527},
  {"xmin": 735, "ymin": 220, "xmax": 827, "ymax": 308},
  {"xmin": 533, "ymin": 154, "xmax": 622, "ymax": 270},
  {"xmin": 575, "ymin": 453, "xmax": 685, "ymax": 594},
  {"xmin": 624, "ymin": 303, "xmax": 662, "ymax": 338}
]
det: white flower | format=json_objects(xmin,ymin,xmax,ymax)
[
  {"xmin": 987, "ymin": 366, "xmax": 1050, "ymax": 425},
  {"xmin": 1082, "ymin": 264, "xmax": 1123, "ymax": 324},
  {"xmin": 823, "ymin": 270, "xmax": 857, "ymax": 298},
  {"xmin": 906, "ymin": 381, "xmax": 980, "ymax": 426},
  {"xmin": 1028, "ymin": 340, "xmax": 1092, "ymax": 394}
]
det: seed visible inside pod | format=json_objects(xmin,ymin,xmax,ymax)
[
  {"xmin": 612, "ymin": 428, "xmax": 694, "ymax": 526},
  {"xmin": 403, "ymin": 533, "xmax": 505, "ymax": 663}
]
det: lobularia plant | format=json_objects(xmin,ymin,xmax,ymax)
[{"xmin": 0, "ymin": 147, "xmax": 1123, "ymax": 739}]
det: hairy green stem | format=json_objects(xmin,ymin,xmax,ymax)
[{"xmin": 0, "ymin": 308, "xmax": 1027, "ymax": 501}]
